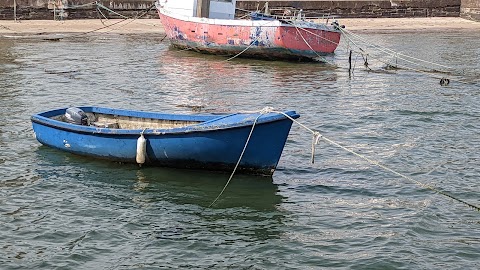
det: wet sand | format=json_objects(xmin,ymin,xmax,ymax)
[{"xmin": 0, "ymin": 17, "xmax": 479, "ymax": 35}]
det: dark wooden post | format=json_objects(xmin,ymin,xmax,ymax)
[{"xmin": 348, "ymin": 50, "xmax": 352, "ymax": 75}]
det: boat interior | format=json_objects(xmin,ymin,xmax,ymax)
[{"xmin": 52, "ymin": 112, "xmax": 202, "ymax": 130}]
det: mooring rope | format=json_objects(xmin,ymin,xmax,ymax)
[
  {"xmin": 339, "ymin": 29, "xmax": 449, "ymax": 74},
  {"xmin": 43, "ymin": 3, "xmax": 156, "ymax": 41},
  {"xmin": 271, "ymin": 110, "xmax": 480, "ymax": 212},
  {"xmin": 96, "ymin": 2, "xmax": 129, "ymax": 19},
  {"xmin": 292, "ymin": 23, "xmax": 336, "ymax": 66},
  {"xmin": 339, "ymin": 29, "xmax": 480, "ymax": 85},
  {"xmin": 338, "ymin": 26, "xmax": 480, "ymax": 85},
  {"xmin": 224, "ymin": 20, "xmax": 275, "ymax": 61},
  {"xmin": 339, "ymin": 27, "xmax": 456, "ymax": 71},
  {"xmin": 169, "ymin": 21, "xmax": 269, "ymax": 61},
  {"xmin": 95, "ymin": 2, "xmax": 158, "ymax": 27},
  {"xmin": 95, "ymin": 3, "xmax": 158, "ymax": 33},
  {"xmin": 208, "ymin": 111, "xmax": 266, "ymax": 207},
  {"xmin": 224, "ymin": 34, "xmax": 262, "ymax": 61},
  {"xmin": 285, "ymin": 20, "xmax": 341, "ymax": 46},
  {"xmin": 349, "ymin": 47, "xmax": 476, "ymax": 85},
  {"xmin": 66, "ymin": 1, "xmax": 98, "ymax": 9},
  {"xmin": 96, "ymin": 5, "xmax": 109, "ymax": 24},
  {"xmin": 341, "ymin": 29, "xmax": 439, "ymax": 71},
  {"xmin": 206, "ymin": 107, "xmax": 479, "ymax": 211}
]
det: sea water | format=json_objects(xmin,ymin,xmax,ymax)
[{"xmin": 0, "ymin": 30, "xmax": 479, "ymax": 269}]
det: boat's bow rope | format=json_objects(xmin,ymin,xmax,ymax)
[
  {"xmin": 210, "ymin": 107, "xmax": 480, "ymax": 212},
  {"xmin": 276, "ymin": 110, "xmax": 480, "ymax": 212},
  {"xmin": 208, "ymin": 111, "xmax": 266, "ymax": 207}
]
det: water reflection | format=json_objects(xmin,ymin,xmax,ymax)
[
  {"xmin": 0, "ymin": 39, "xmax": 21, "ymax": 90},
  {"xmin": 157, "ymin": 49, "xmax": 248, "ymax": 112},
  {"xmin": 33, "ymin": 146, "xmax": 286, "ymax": 243},
  {"xmin": 144, "ymin": 169, "xmax": 281, "ymax": 208},
  {"xmin": 2, "ymin": 29, "xmax": 479, "ymax": 269},
  {"xmin": 156, "ymin": 47, "xmax": 339, "ymax": 113},
  {"xmin": 34, "ymin": 146, "xmax": 283, "ymax": 211}
]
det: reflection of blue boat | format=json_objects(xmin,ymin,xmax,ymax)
[{"xmin": 31, "ymin": 107, "xmax": 299, "ymax": 175}]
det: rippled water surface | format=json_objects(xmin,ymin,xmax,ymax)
[{"xmin": 0, "ymin": 28, "xmax": 479, "ymax": 269}]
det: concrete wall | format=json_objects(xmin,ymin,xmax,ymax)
[
  {"xmin": 0, "ymin": 0, "xmax": 463, "ymax": 20},
  {"xmin": 461, "ymin": 0, "xmax": 480, "ymax": 21}
]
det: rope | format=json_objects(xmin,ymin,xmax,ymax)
[
  {"xmin": 208, "ymin": 112, "xmax": 265, "ymax": 207},
  {"xmin": 224, "ymin": 20, "xmax": 275, "ymax": 61},
  {"xmin": 43, "ymin": 3, "xmax": 155, "ymax": 41},
  {"xmin": 352, "ymin": 48, "xmax": 476, "ymax": 85},
  {"xmin": 97, "ymin": 3, "xmax": 159, "ymax": 30},
  {"xmin": 339, "ymin": 27, "xmax": 455, "ymax": 71},
  {"xmin": 96, "ymin": 5, "xmax": 109, "ymax": 24},
  {"xmin": 292, "ymin": 23, "xmax": 335, "ymax": 65},
  {"xmin": 64, "ymin": 1, "xmax": 97, "ymax": 9},
  {"xmin": 169, "ymin": 21, "xmax": 271, "ymax": 60},
  {"xmin": 339, "ymin": 31, "xmax": 479, "ymax": 85},
  {"xmin": 340, "ymin": 28, "xmax": 431, "ymax": 71},
  {"xmin": 224, "ymin": 34, "xmax": 262, "ymax": 61},
  {"xmin": 161, "ymin": 10, "xmax": 339, "ymax": 63},
  {"xmin": 96, "ymin": 2, "xmax": 129, "ymax": 19},
  {"xmin": 270, "ymin": 110, "xmax": 480, "ymax": 212},
  {"xmin": 224, "ymin": 19, "xmax": 341, "ymax": 63},
  {"xmin": 338, "ymin": 27, "xmax": 480, "ymax": 85},
  {"xmin": 287, "ymin": 21, "xmax": 341, "ymax": 46}
]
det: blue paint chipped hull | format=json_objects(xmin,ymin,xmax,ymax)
[{"xmin": 31, "ymin": 107, "xmax": 300, "ymax": 176}]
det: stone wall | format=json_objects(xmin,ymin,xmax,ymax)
[
  {"xmin": 0, "ymin": 0, "xmax": 463, "ymax": 20},
  {"xmin": 461, "ymin": 0, "xmax": 480, "ymax": 21},
  {"xmin": 0, "ymin": 0, "xmax": 158, "ymax": 20},
  {"xmin": 236, "ymin": 0, "xmax": 461, "ymax": 18}
]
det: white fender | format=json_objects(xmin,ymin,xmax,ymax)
[{"xmin": 136, "ymin": 134, "xmax": 147, "ymax": 165}]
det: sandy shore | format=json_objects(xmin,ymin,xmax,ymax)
[
  {"xmin": 0, "ymin": 19, "xmax": 164, "ymax": 35},
  {"xmin": 339, "ymin": 17, "xmax": 480, "ymax": 33},
  {"xmin": 0, "ymin": 17, "xmax": 479, "ymax": 35}
]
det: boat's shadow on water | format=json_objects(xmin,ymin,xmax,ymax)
[{"xmin": 34, "ymin": 146, "xmax": 284, "ymax": 211}]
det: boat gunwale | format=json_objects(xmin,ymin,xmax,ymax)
[{"xmin": 31, "ymin": 107, "xmax": 300, "ymax": 136}]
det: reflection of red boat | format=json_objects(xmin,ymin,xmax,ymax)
[{"xmin": 155, "ymin": 0, "xmax": 342, "ymax": 61}]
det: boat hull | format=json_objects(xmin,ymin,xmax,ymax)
[
  {"xmin": 157, "ymin": 8, "xmax": 341, "ymax": 61},
  {"xmin": 31, "ymin": 107, "xmax": 299, "ymax": 176}
]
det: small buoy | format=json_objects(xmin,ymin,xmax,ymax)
[
  {"xmin": 136, "ymin": 134, "xmax": 147, "ymax": 166},
  {"xmin": 440, "ymin": 77, "xmax": 450, "ymax": 86}
]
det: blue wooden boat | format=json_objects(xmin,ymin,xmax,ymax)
[{"xmin": 31, "ymin": 107, "xmax": 299, "ymax": 175}]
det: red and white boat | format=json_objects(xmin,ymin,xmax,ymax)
[{"xmin": 155, "ymin": 0, "xmax": 342, "ymax": 61}]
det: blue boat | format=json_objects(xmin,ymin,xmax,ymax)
[{"xmin": 31, "ymin": 107, "xmax": 300, "ymax": 175}]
